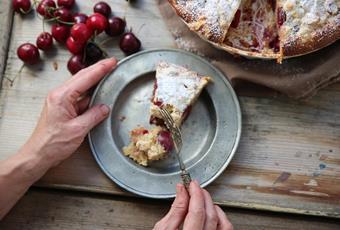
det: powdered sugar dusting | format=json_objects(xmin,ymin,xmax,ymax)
[
  {"xmin": 280, "ymin": 0, "xmax": 340, "ymax": 44},
  {"xmin": 176, "ymin": 0, "xmax": 241, "ymax": 42},
  {"xmin": 155, "ymin": 62, "xmax": 208, "ymax": 112}
]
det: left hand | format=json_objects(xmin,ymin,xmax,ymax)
[{"xmin": 24, "ymin": 57, "xmax": 117, "ymax": 168}]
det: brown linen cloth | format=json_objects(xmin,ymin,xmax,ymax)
[{"xmin": 158, "ymin": 0, "xmax": 340, "ymax": 99}]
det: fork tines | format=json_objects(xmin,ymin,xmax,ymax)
[{"xmin": 158, "ymin": 108, "xmax": 183, "ymax": 151}]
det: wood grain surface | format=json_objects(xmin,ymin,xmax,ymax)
[
  {"xmin": 1, "ymin": 188, "xmax": 340, "ymax": 230},
  {"xmin": 0, "ymin": 1, "xmax": 13, "ymax": 83},
  {"xmin": 0, "ymin": 0, "xmax": 340, "ymax": 219}
]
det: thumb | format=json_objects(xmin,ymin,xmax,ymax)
[{"xmin": 75, "ymin": 104, "xmax": 110, "ymax": 133}]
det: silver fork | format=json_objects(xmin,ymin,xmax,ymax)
[{"xmin": 158, "ymin": 108, "xmax": 192, "ymax": 190}]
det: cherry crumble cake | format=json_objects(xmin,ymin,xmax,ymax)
[
  {"xmin": 123, "ymin": 62, "xmax": 212, "ymax": 166},
  {"xmin": 169, "ymin": 0, "xmax": 340, "ymax": 61}
]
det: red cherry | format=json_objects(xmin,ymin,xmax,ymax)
[
  {"xmin": 54, "ymin": 7, "xmax": 73, "ymax": 23},
  {"xmin": 105, "ymin": 16, "xmax": 126, "ymax": 37},
  {"xmin": 51, "ymin": 24, "xmax": 70, "ymax": 43},
  {"xmin": 93, "ymin": 1, "xmax": 112, "ymax": 17},
  {"xmin": 119, "ymin": 32, "xmax": 141, "ymax": 55},
  {"xmin": 17, "ymin": 43, "xmax": 40, "ymax": 65},
  {"xmin": 269, "ymin": 35, "xmax": 280, "ymax": 53},
  {"xmin": 70, "ymin": 23, "xmax": 93, "ymax": 43},
  {"xmin": 73, "ymin": 13, "xmax": 88, "ymax": 24},
  {"xmin": 66, "ymin": 36, "xmax": 85, "ymax": 54},
  {"xmin": 86, "ymin": 13, "xmax": 108, "ymax": 34},
  {"xmin": 12, "ymin": 0, "xmax": 31, "ymax": 14},
  {"xmin": 84, "ymin": 42, "xmax": 104, "ymax": 66},
  {"xmin": 37, "ymin": 0, "xmax": 56, "ymax": 18},
  {"xmin": 67, "ymin": 54, "xmax": 86, "ymax": 75},
  {"xmin": 57, "ymin": 0, "xmax": 75, "ymax": 9},
  {"xmin": 36, "ymin": 32, "xmax": 53, "ymax": 50},
  {"xmin": 157, "ymin": 131, "xmax": 173, "ymax": 152}
]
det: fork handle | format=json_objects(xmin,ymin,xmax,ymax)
[{"xmin": 180, "ymin": 170, "xmax": 192, "ymax": 190}]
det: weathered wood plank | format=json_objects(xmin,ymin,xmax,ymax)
[
  {"xmin": 1, "ymin": 188, "xmax": 340, "ymax": 230},
  {"xmin": 0, "ymin": 1, "xmax": 13, "ymax": 84},
  {"xmin": 1, "ymin": 0, "xmax": 340, "ymax": 219}
]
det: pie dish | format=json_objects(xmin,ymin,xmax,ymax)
[
  {"xmin": 168, "ymin": 0, "xmax": 340, "ymax": 61},
  {"xmin": 123, "ymin": 61, "xmax": 212, "ymax": 166}
]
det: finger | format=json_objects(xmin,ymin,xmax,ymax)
[
  {"xmin": 73, "ymin": 104, "xmax": 110, "ymax": 133},
  {"xmin": 202, "ymin": 190, "xmax": 218, "ymax": 230},
  {"xmin": 153, "ymin": 184, "xmax": 189, "ymax": 230},
  {"xmin": 76, "ymin": 96, "xmax": 91, "ymax": 114},
  {"xmin": 215, "ymin": 205, "xmax": 233, "ymax": 230},
  {"xmin": 183, "ymin": 180, "xmax": 205, "ymax": 230},
  {"xmin": 64, "ymin": 58, "xmax": 117, "ymax": 97}
]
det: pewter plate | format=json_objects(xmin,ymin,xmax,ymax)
[{"xmin": 88, "ymin": 49, "xmax": 241, "ymax": 198}]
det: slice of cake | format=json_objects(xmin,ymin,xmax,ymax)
[
  {"xmin": 150, "ymin": 61, "xmax": 212, "ymax": 127},
  {"xmin": 123, "ymin": 62, "xmax": 212, "ymax": 166}
]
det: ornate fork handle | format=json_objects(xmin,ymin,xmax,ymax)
[{"xmin": 180, "ymin": 169, "xmax": 192, "ymax": 190}]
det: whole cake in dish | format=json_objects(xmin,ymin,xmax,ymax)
[
  {"xmin": 123, "ymin": 62, "xmax": 212, "ymax": 166},
  {"xmin": 168, "ymin": 0, "xmax": 340, "ymax": 60}
]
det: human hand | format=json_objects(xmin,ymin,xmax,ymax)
[
  {"xmin": 154, "ymin": 181, "xmax": 233, "ymax": 230},
  {"xmin": 24, "ymin": 57, "xmax": 117, "ymax": 168}
]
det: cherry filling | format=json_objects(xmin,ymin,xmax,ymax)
[
  {"xmin": 230, "ymin": 10, "xmax": 241, "ymax": 28},
  {"xmin": 269, "ymin": 35, "xmax": 280, "ymax": 53},
  {"xmin": 131, "ymin": 128, "xmax": 149, "ymax": 136},
  {"xmin": 157, "ymin": 130, "xmax": 174, "ymax": 152},
  {"xmin": 277, "ymin": 7, "xmax": 286, "ymax": 27},
  {"xmin": 154, "ymin": 100, "xmax": 163, "ymax": 106},
  {"xmin": 150, "ymin": 116, "xmax": 165, "ymax": 126}
]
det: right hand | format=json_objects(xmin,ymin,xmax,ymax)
[{"xmin": 154, "ymin": 181, "xmax": 233, "ymax": 230}]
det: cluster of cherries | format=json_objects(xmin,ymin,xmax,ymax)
[{"xmin": 13, "ymin": 0, "xmax": 141, "ymax": 75}]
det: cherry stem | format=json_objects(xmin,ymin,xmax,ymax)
[
  {"xmin": 19, "ymin": 6, "xmax": 33, "ymax": 15},
  {"xmin": 99, "ymin": 37, "xmax": 114, "ymax": 46},
  {"xmin": 5, "ymin": 64, "xmax": 25, "ymax": 87},
  {"xmin": 32, "ymin": 0, "xmax": 40, "ymax": 7},
  {"xmin": 57, "ymin": 19, "xmax": 75, "ymax": 26},
  {"xmin": 93, "ymin": 30, "xmax": 98, "ymax": 43},
  {"xmin": 41, "ymin": 17, "xmax": 57, "ymax": 23}
]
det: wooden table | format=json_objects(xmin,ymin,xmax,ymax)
[{"xmin": 1, "ymin": 1, "xmax": 340, "ymax": 228}]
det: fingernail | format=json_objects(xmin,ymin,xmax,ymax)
[
  {"xmin": 100, "ymin": 104, "xmax": 110, "ymax": 115},
  {"xmin": 193, "ymin": 180, "xmax": 200, "ymax": 186}
]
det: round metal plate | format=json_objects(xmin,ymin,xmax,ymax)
[{"xmin": 88, "ymin": 49, "xmax": 241, "ymax": 198}]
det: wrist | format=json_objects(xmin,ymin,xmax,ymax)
[{"xmin": 10, "ymin": 137, "xmax": 55, "ymax": 183}]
